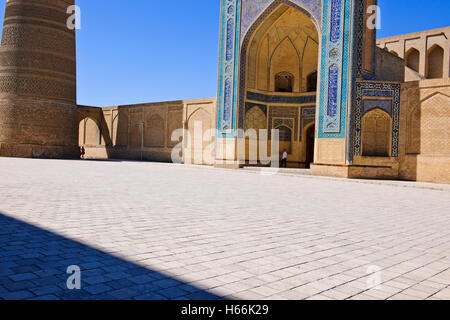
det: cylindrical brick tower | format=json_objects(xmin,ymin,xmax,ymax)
[{"xmin": 0, "ymin": 0, "xmax": 79, "ymax": 158}]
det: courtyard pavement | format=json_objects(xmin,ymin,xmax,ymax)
[{"xmin": 0, "ymin": 158, "xmax": 449, "ymax": 300}]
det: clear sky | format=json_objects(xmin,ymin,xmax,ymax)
[{"xmin": 0, "ymin": 0, "xmax": 448, "ymax": 106}]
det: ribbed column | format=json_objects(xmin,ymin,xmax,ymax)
[{"xmin": 0, "ymin": 0, "xmax": 79, "ymax": 158}]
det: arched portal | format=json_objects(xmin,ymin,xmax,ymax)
[{"xmin": 239, "ymin": 2, "xmax": 319, "ymax": 166}]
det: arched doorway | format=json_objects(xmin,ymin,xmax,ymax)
[
  {"xmin": 305, "ymin": 124, "xmax": 315, "ymax": 168},
  {"xmin": 239, "ymin": 2, "xmax": 319, "ymax": 166}
]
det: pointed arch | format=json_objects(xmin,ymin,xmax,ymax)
[
  {"xmin": 405, "ymin": 48, "xmax": 420, "ymax": 73},
  {"xmin": 186, "ymin": 107, "xmax": 213, "ymax": 165},
  {"xmin": 269, "ymin": 35, "xmax": 300, "ymax": 91},
  {"xmin": 79, "ymin": 117, "xmax": 100, "ymax": 146},
  {"xmin": 240, "ymin": 0, "xmax": 322, "ymax": 43},
  {"xmin": 245, "ymin": 106, "xmax": 267, "ymax": 135},
  {"xmin": 187, "ymin": 107, "xmax": 212, "ymax": 146},
  {"xmin": 239, "ymin": 2, "xmax": 320, "ymax": 130},
  {"xmin": 362, "ymin": 108, "xmax": 392, "ymax": 157},
  {"xmin": 426, "ymin": 44, "xmax": 444, "ymax": 79}
]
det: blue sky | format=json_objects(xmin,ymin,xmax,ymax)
[{"xmin": 0, "ymin": 0, "xmax": 448, "ymax": 106}]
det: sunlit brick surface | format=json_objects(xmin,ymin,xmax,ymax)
[{"xmin": 0, "ymin": 158, "xmax": 449, "ymax": 300}]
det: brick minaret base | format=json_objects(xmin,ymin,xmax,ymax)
[{"xmin": 0, "ymin": 0, "xmax": 79, "ymax": 158}]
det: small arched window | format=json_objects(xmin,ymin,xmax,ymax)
[
  {"xmin": 275, "ymin": 72, "xmax": 294, "ymax": 93},
  {"xmin": 406, "ymin": 48, "xmax": 420, "ymax": 73},
  {"xmin": 426, "ymin": 45, "xmax": 444, "ymax": 79},
  {"xmin": 306, "ymin": 71, "xmax": 318, "ymax": 92}
]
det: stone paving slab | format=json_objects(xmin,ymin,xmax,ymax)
[
  {"xmin": 0, "ymin": 158, "xmax": 449, "ymax": 300},
  {"xmin": 242, "ymin": 167, "xmax": 450, "ymax": 191}
]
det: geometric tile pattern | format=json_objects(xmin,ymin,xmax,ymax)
[
  {"xmin": 217, "ymin": 0, "xmax": 242, "ymax": 137},
  {"xmin": 317, "ymin": 0, "xmax": 354, "ymax": 138},
  {"xmin": 353, "ymin": 81, "xmax": 401, "ymax": 157},
  {"xmin": 246, "ymin": 91, "xmax": 316, "ymax": 104},
  {"xmin": 218, "ymin": 0, "xmax": 324, "ymax": 139},
  {"xmin": 236, "ymin": 0, "xmax": 322, "ymax": 135},
  {"xmin": 217, "ymin": 0, "xmax": 385, "ymax": 163}
]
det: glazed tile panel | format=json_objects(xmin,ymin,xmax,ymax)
[
  {"xmin": 217, "ymin": 0, "xmax": 241, "ymax": 135},
  {"xmin": 353, "ymin": 81, "xmax": 401, "ymax": 157},
  {"xmin": 318, "ymin": 0, "xmax": 353, "ymax": 138}
]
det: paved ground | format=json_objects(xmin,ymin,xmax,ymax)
[{"xmin": 0, "ymin": 158, "xmax": 449, "ymax": 300}]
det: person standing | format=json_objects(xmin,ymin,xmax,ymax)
[
  {"xmin": 80, "ymin": 146, "xmax": 86, "ymax": 160},
  {"xmin": 281, "ymin": 149, "xmax": 288, "ymax": 168}
]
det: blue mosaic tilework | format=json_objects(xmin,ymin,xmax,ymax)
[
  {"xmin": 217, "ymin": 0, "xmax": 242, "ymax": 137},
  {"xmin": 347, "ymin": 0, "xmax": 377, "ymax": 163},
  {"xmin": 329, "ymin": 0, "xmax": 342, "ymax": 43},
  {"xmin": 350, "ymin": 0, "xmax": 375, "ymax": 81},
  {"xmin": 237, "ymin": 0, "xmax": 323, "ymax": 135},
  {"xmin": 246, "ymin": 91, "xmax": 317, "ymax": 104},
  {"xmin": 363, "ymin": 99, "xmax": 392, "ymax": 115},
  {"xmin": 273, "ymin": 118, "xmax": 295, "ymax": 129},
  {"xmin": 218, "ymin": 0, "xmax": 371, "ymax": 145},
  {"xmin": 353, "ymin": 81, "xmax": 401, "ymax": 157},
  {"xmin": 318, "ymin": 0, "xmax": 353, "ymax": 137},
  {"xmin": 327, "ymin": 65, "xmax": 339, "ymax": 118}
]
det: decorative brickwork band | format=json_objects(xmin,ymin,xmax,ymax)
[{"xmin": 0, "ymin": 0, "xmax": 79, "ymax": 158}]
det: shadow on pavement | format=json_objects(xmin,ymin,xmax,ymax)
[{"xmin": 0, "ymin": 213, "xmax": 224, "ymax": 300}]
